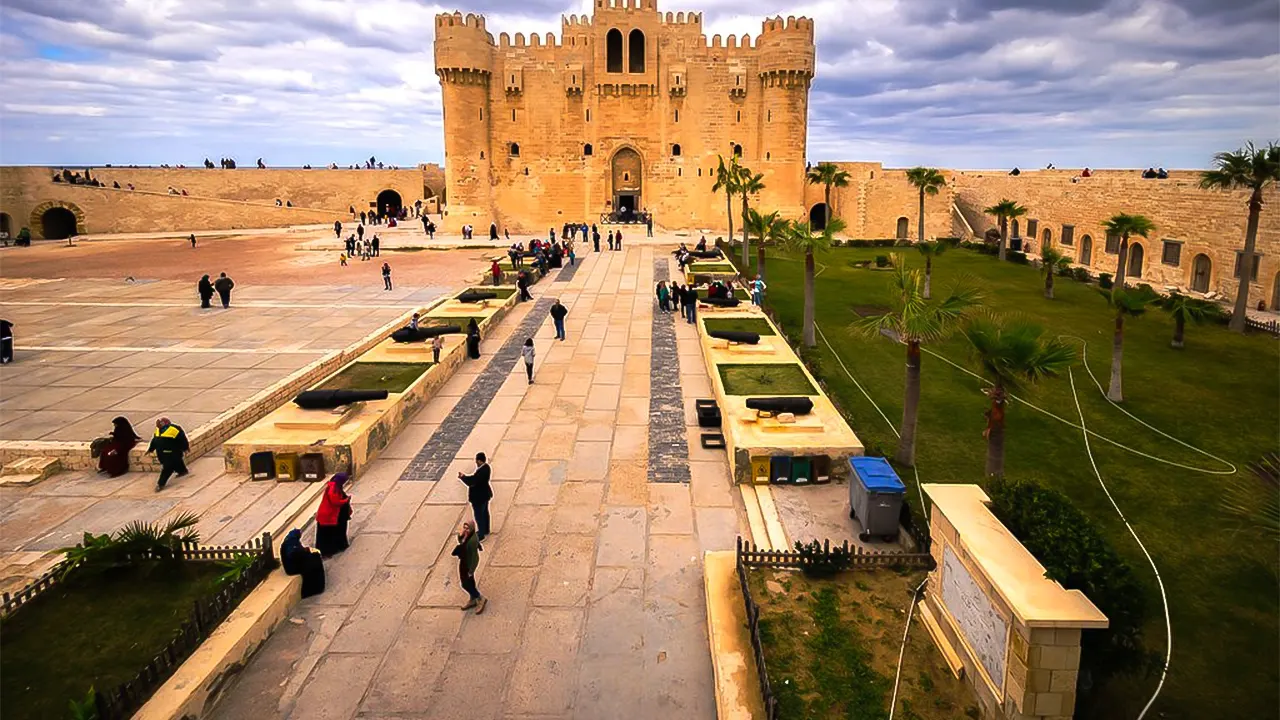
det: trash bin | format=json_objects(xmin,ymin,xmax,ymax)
[
  {"xmin": 299, "ymin": 453, "xmax": 326, "ymax": 482},
  {"xmin": 848, "ymin": 457, "xmax": 905, "ymax": 542},
  {"xmin": 249, "ymin": 451, "xmax": 276, "ymax": 480},
  {"xmin": 275, "ymin": 452, "xmax": 300, "ymax": 481},
  {"xmin": 750, "ymin": 456, "xmax": 771, "ymax": 485},
  {"xmin": 792, "ymin": 457, "xmax": 812, "ymax": 484},
  {"xmin": 770, "ymin": 456, "xmax": 792, "ymax": 484}
]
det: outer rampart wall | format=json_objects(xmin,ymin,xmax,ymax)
[{"xmin": 801, "ymin": 162, "xmax": 957, "ymax": 240}]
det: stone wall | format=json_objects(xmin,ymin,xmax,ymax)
[
  {"xmin": 0, "ymin": 166, "xmax": 445, "ymax": 238},
  {"xmin": 801, "ymin": 162, "xmax": 958, "ymax": 240},
  {"xmin": 951, "ymin": 169, "xmax": 1280, "ymax": 307}
]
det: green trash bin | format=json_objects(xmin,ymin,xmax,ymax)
[{"xmin": 792, "ymin": 457, "xmax": 812, "ymax": 484}]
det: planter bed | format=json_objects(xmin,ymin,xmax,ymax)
[
  {"xmin": 314, "ymin": 362, "xmax": 433, "ymax": 394},
  {"xmin": 718, "ymin": 363, "xmax": 818, "ymax": 397},
  {"xmin": 697, "ymin": 287, "xmax": 751, "ymax": 301},
  {"xmin": 703, "ymin": 317, "xmax": 776, "ymax": 336},
  {"xmin": 465, "ymin": 286, "xmax": 516, "ymax": 299},
  {"xmin": 691, "ymin": 262, "xmax": 737, "ymax": 273}
]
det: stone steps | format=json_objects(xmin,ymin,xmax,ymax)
[{"xmin": 0, "ymin": 457, "xmax": 60, "ymax": 487}]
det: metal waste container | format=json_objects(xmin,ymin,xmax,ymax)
[{"xmin": 848, "ymin": 457, "xmax": 905, "ymax": 542}]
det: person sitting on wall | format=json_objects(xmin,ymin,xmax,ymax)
[
  {"xmin": 95, "ymin": 416, "xmax": 141, "ymax": 477},
  {"xmin": 1009, "ymin": 167, "xmax": 1021, "ymax": 176},
  {"xmin": 1081, "ymin": 167, "xmax": 1092, "ymax": 177},
  {"xmin": 695, "ymin": 236, "xmax": 707, "ymax": 251},
  {"xmin": 1156, "ymin": 167, "xmax": 1168, "ymax": 179},
  {"xmin": 1142, "ymin": 168, "xmax": 1157, "ymax": 178}
]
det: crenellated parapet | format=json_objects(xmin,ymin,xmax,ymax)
[
  {"xmin": 756, "ymin": 14, "xmax": 815, "ymax": 81},
  {"xmin": 435, "ymin": 11, "xmax": 495, "ymax": 79}
]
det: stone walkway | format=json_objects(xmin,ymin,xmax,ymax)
[{"xmin": 211, "ymin": 246, "xmax": 745, "ymax": 720}]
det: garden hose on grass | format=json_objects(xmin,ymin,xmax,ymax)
[{"xmin": 887, "ymin": 575, "xmax": 929, "ymax": 720}]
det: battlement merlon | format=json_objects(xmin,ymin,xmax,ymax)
[
  {"xmin": 756, "ymin": 14, "xmax": 816, "ymax": 78},
  {"xmin": 591, "ymin": 0, "xmax": 659, "ymax": 12},
  {"xmin": 435, "ymin": 11, "xmax": 496, "ymax": 76}
]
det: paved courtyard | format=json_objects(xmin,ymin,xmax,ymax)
[{"xmin": 210, "ymin": 246, "xmax": 747, "ymax": 720}]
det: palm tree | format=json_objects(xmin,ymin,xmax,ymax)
[
  {"xmin": 962, "ymin": 316, "xmax": 1075, "ymax": 477},
  {"xmin": 786, "ymin": 217, "xmax": 847, "ymax": 347},
  {"xmin": 1039, "ymin": 246, "xmax": 1070, "ymax": 299},
  {"xmin": 905, "ymin": 167, "xmax": 946, "ymax": 244},
  {"xmin": 983, "ymin": 199, "xmax": 1027, "ymax": 262},
  {"xmin": 915, "ymin": 240, "xmax": 947, "ymax": 299},
  {"xmin": 1157, "ymin": 291, "xmax": 1223, "ymax": 349},
  {"xmin": 1199, "ymin": 141, "xmax": 1280, "ymax": 332},
  {"xmin": 1101, "ymin": 213, "xmax": 1156, "ymax": 289},
  {"xmin": 712, "ymin": 155, "xmax": 740, "ymax": 244},
  {"xmin": 745, "ymin": 208, "xmax": 787, "ymax": 282},
  {"xmin": 858, "ymin": 261, "xmax": 981, "ymax": 466},
  {"xmin": 737, "ymin": 166, "xmax": 766, "ymax": 268},
  {"xmin": 805, "ymin": 162, "xmax": 851, "ymax": 227},
  {"xmin": 1099, "ymin": 287, "xmax": 1155, "ymax": 402}
]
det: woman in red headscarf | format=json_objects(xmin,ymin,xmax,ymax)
[{"xmin": 315, "ymin": 472, "xmax": 352, "ymax": 557}]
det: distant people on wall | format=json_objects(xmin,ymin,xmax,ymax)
[
  {"xmin": 112, "ymin": 181, "xmax": 120, "ymax": 189},
  {"xmin": 1142, "ymin": 168, "xmax": 1157, "ymax": 178},
  {"xmin": 1156, "ymin": 167, "xmax": 1168, "ymax": 179},
  {"xmin": 1081, "ymin": 167, "xmax": 1092, "ymax": 177},
  {"xmin": 257, "ymin": 158, "xmax": 266, "ymax": 169},
  {"xmin": 214, "ymin": 272, "xmax": 235, "ymax": 308},
  {"xmin": 204, "ymin": 158, "xmax": 214, "ymax": 168},
  {"xmin": 1009, "ymin": 167, "xmax": 1021, "ymax": 176}
]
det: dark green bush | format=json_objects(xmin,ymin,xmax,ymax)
[
  {"xmin": 793, "ymin": 539, "xmax": 853, "ymax": 577},
  {"xmin": 986, "ymin": 477, "xmax": 1151, "ymax": 690},
  {"xmin": 1098, "ymin": 272, "xmax": 1114, "ymax": 289},
  {"xmin": 1008, "ymin": 251, "xmax": 1029, "ymax": 264},
  {"xmin": 874, "ymin": 255, "xmax": 890, "ymax": 267},
  {"xmin": 1072, "ymin": 267, "xmax": 1092, "ymax": 283}
]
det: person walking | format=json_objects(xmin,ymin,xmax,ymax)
[
  {"xmin": 334, "ymin": 220, "xmax": 342, "ymax": 239},
  {"xmin": 466, "ymin": 318, "xmax": 481, "ymax": 359},
  {"xmin": 683, "ymin": 284, "xmax": 698, "ymax": 324},
  {"xmin": 458, "ymin": 452, "xmax": 493, "ymax": 540},
  {"xmin": 751, "ymin": 275, "xmax": 766, "ymax": 306},
  {"xmin": 491, "ymin": 260, "xmax": 502, "ymax": 287},
  {"xmin": 521, "ymin": 338, "xmax": 535, "ymax": 383},
  {"xmin": 549, "ymin": 299, "xmax": 568, "ymax": 341},
  {"xmin": 431, "ymin": 333, "xmax": 444, "ymax": 363},
  {"xmin": 517, "ymin": 271, "xmax": 531, "ymax": 302},
  {"xmin": 382, "ymin": 262, "xmax": 393, "ymax": 291},
  {"xmin": 146, "ymin": 417, "xmax": 189, "ymax": 491},
  {"xmin": 372, "ymin": 235, "xmax": 380, "ymax": 257},
  {"xmin": 315, "ymin": 473, "xmax": 352, "ymax": 557},
  {"xmin": 568, "ymin": 244, "xmax": 576, "ymax": 266},
  {"xmin": 656, "ymin": 281, "xmax": 670, "ymax": 313},
  {"xmin": 339, "ymin": 252, "xmax": 348, "ymax": 266},
  {"xmin": 615, "ymin": 228, "xmax": 623, "ymax": 251},
  {"xmin": 646, "ymin": 213, "xmax": 654, "ymax": 237},
  {"xmin": 214, "ymin": 273, "xmax": 235, "ymax": 308},
  {"xmin": 198, "ymin": 275, "xmax": 215, "ymax": 309},
  {"xmin": 189, "ymin": 233, "xmax": 197, "ymax": 248},
  {"xmin": 452, "ymin": 521, "xmax": 486, "ymax": 613}
]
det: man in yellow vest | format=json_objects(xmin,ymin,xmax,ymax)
[{"xmin": 146, "ymin": 417, "xmax": 190, "ymax": 491}]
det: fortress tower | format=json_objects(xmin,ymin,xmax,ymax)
[{"xmin": 434, "ymin": 1, "xmax": 816, "ymax": 232}]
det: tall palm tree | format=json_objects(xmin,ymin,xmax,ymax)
[
  {"xmin": 712, "ymin": 155, "xmax": 740, "ymax": 244},
  {"xmin": 786, "ymin": 217, "xmax": 847, "ymax": 347},
  {"xmin": 858, "ymin": 261, "xmax": 981, "ymax": 466},
  {"xmin": 1099, "ymin": 287, "xmax": 1155, "ymax": 402},
  {"xmin": 1039, "ymin": 246, "xmax": 1070, "ymax": 299},
  {"xmin": 962, "ymin": 316, "xmax": 1075, "ymax": 477},
  {"xmin": 745, "ymin": 208, "xmax": 787, "ymax": 282},
  {"xmin": 737, "ymin": 166, "xmax": 766, "ymax": 269},
  {"xmin": 1157, "ymin": 291, "xmax": 1223, "ymax": 349},
  {"xmin": 983, "ymin": 199, "xmax": 1027, "ymax": 262},
  {"xmin": 905, "ymin": 167, "xmax": 946, "ymax": 244},
  {"xmin": 1101, "ymin": 213, "xmax": 1155, "ymax": 289},
  {"xmin": 915, "ymin": 240, "xmax": 947, "ymax": 299},
  {"xmin": 805, "ymin": 162, "xmax": 851, "ymax": 227},
  {"xmin": 1199, "ymin": 141, "xmax": 1280, "ymax": 332}
]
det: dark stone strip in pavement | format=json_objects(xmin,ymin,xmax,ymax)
[{"xmin": 647, "ymin": 259, "xmax": 691, "ymax": 484}]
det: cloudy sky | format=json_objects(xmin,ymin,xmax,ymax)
[{"xmin": 0, "ymin": 0, "xmax": 1275, "ymax": 169}]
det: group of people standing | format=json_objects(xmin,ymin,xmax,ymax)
[
  {"xmin": 655, "ymin": 281, "xmax": 702, "ymax": 324},
  {"xmin": 341, "ymin": 228, "xmax": 380, "ymax": 263},
  {"xmin": 197, "ymin": 272, "xmax": 236, "ymax": 308}
]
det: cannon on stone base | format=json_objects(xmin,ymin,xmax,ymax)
[
  {"xmin": 745, "ymin": 397, "xmax": 814, "ymax": 415},
  {"xmin": 456, "ymin": 290, "xmax": 497, "ymax": 304},
  {"xmin": 708, "ymin": 329, "xmax": 759, "ymax": 344},
  {"xmin": 391, "ymin": 325, "xmax": 462, "ymax": 343},
  {"xmin": 294, "ymin": 389, "xmax": 389, "ymax": 410}
]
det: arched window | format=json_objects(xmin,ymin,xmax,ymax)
[
  {"xmin": 896, "ymin": 217, "xmax": 909, "ymax": 239},
  {"xmin": 1042, "ymin": 228, "xmax": 1052, "ymax": 246},
  {"xmin": 628, "ymin": 29, "xmax": 645, "ymax": 73},
  {"xmin": 510, "ymin": 142, "xmax": 520, "ymax": 157},
  {"xmin": 671, "ymin": 144, "xmax": 681, "ymax": 157},
  {"xmin": 606, "ymin": 29, "xmax": 623, "ymax": 73},
  {"xmin": 732, "ymin": 144, "xmax": 742, "ymax": 157},
  {"xmin": 584, "ymin": 143, "xmax": 594, "ymax": 156},
  {"xmin": 1011, "ymin": 219, "xmax": 1020, "ymax": 237}
]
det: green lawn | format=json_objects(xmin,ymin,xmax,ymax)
[
  {"xmin": 316, "ymin": 362, "xmax": 432, "ymax": 393},
  {"xmin": 733, "ymin": 246, "xmax": 1279, "ymax": 720},
  {"xmin": 719, "ymin": 363, "xmax": 818, "ymax": 396},
  {"xmin": 689, "ymin": 262, "xmax": 737, "ymax": 273},
  {"xmin": 1, "ymin": 562, "xmax": 225, "ymax": 719},
  {"xmin": 703, "ymin": 316, "xmax": 776, "ymax": 336}
]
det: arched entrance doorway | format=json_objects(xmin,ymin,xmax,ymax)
[
  {"xmin": 0, "ymin": 212, "xmax": 10, "ymax": 237},
  {"xmin": 1190, "ymin": 253, "xmax": 1211, "ymax": 293},
  {"xmin": 809, "ymin": 203, "xmax": 828, "ymax": 231},
  {"xmin": 376, "ymin": 189, "xmax": 402, "ymax": 219},
  {"xmin": 611, "ymin": 147, "xmax": 642, "ymax": 220},
  {"xmin": 1080, "ymin": 235, "xmax": 1092, "ymax": 265},
  {"xmin": 41, "ymin": 207, "xmax": 78, "ymax": 240},
  {"xmin": 895, "ymin": 217, "xmax": 909, "ymax": 239},
  {"xmin": 1128, "ymin": 243, "xmax": 1145, "ymax": 278}
]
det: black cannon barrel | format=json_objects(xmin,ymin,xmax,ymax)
[
  {"xmin": 456, "ymin": 290, "xmax": 497, "ymax": 303},
  {"xmin": 294, "ymin": 389, "xmax": 389, "ymax": 410},
  {"xmin": 745, "ymin": 397, "xmax": 815, "ymax": 415},
  {"xmin": 708, "ymin": 329, "xmax": 759, "ymax": 344},
  {"xmin": 390, "ymin": 325, "xmax": 462, "ymax": 343},
  {"xmin": 702, "ymin": 297, "xmax": 741, "ymax": 308},
  {"xmin": 690, "ymin": 249, "xmax": 723, "ymax": 259}
]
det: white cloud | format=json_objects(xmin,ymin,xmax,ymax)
[{"xmin": 4, "ymin": 103, "xmax": 107, "ymax": 116}]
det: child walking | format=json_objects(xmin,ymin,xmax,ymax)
[{"xmin": 521, "ymin": 338, "xmax": 535, "ymax": 384}]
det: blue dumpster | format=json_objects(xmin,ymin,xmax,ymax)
[{"xmin": 848, "ymin": 457, "xmax": 905, "ymax": 542}]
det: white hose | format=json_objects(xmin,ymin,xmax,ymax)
[{"xmin": 887, "ymin": 576, "xmax": 929, "ymax": 720}]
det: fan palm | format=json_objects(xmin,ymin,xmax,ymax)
[
  {"xmin": 1199, "ymin": 141, "xmax": 1280, "ymax": 332},
  {"xmin": 905, "ymin": 167, "xmax": 946, "ymax": 243},
  {"xmin": 962, "ymin": 316, "xmax": 1075, "ymax": 477},
  {"xmin": 1099, "ymin": 287, "xmax": 1155, "ymax": 402},
  {"xmin": 786, "ymin": 217, "xmax": 847, "ymax": 346},
  {"xmin": 1040, "ymin": 246, "xmax": 1070, "ymax": 299},
  {"xmin": 712, "ymin": 155, "xmax": 740, "ymax": 242},
  {"xmin": 1102, "ymin": 213, "xmax": 1156, "ymax": 288},
  {"xmin": 915, "ymin": 240, "xmax": 948, "ymax": 299},
  {"xmin": 737, "ymin": 166, "xmax": 766, "ymax": 268},
  {"xmin": 1157, "ymin": 291, "xmax": 1223, "ymax": 349},
  {"xmin": 983, "ymin": 199, "xmax": 1027, "ymax": 261},
  {"xmin": 806, "ymin": 162, "xmax": 851, "ymax": 226},
  {"xmin": 745, "ymin": 207, "xmax": 787, "ymax": 282},
  {"xmin": 858, "ymin": 261, "xmax": 981, "ymax": 466}
]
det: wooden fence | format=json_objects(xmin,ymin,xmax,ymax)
[
  {"xmin": 1246, "ymin": 317, "xmax": 1280, "ymax": 337},
  {"xmin": 0, "ymin": 533, "xmax": 276, "ymax": 720},
  {"xmin": 735, "ymin": 540, "xmax": 780, "ymax": 720}
]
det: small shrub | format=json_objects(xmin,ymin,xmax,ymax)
[
  {"xmin": 793, "ymin": 539, "xmax": 853, "ymax": 577},
  {"xmin": 217, "ymin": 553, "xmax": 258, "ymax": 585},
  {"xmin": 874, "ymin": 255, "xmax": 890, "ymax": 268},
  {"xmin": 874, "ymin": 238, "xmax": 897, "ymax": 247},
  {"xmin": 57, "ymin": 513, "xmax": 201, "ymax": 580},
  {"xmin": 938, "ymin": 236, "xmax": 962, "ymax": 247},
  {"xmin": 1072, "ymin": 267, "xmax": 1092, "ymax": 283},
  {"xmin": 1057, "ymin": 264, "xmax": 1074, "ymax": 277},
  {"xmin": 830, "ymin": 237, "xmax": 843, "ymax": 247},
  {"xmin": 1007, "ymin": 251, "xmax": 1029, "ymax": 264},
  {"xmin": 1098, "ymin": 272, "xmax": 1114, "ymax": 289},
  {"xmin": 67, "ymin": 686, "xmax": 98, "ymax": 720}
]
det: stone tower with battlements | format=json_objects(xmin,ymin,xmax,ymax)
[{"xmin": 434, "ymin": 1, "xmax": 815, "ymax": 232}]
